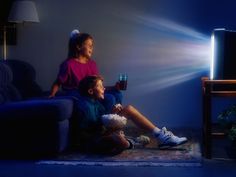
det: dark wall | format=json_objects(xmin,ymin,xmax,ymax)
[
  {"xmin": 0, "ymin": 0, "xmax": 16, "ymax": 45},
  {"xmin": 5, "ymin": 0, "xmax": 236, "ymax": 128},
  {"xmin": 0, "ymin": 0, "xmax": 13, "ymax": 23}
]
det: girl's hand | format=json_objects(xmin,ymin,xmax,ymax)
[
  {"xmin": 48, "ymin": 94, "xmax": 55, "ymax": 98},
  {"xmin": 114, "ymin": 82, "xmax": 120, "ymax": 90}
]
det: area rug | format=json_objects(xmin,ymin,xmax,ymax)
[{"xmin": 37, "ymin": 128, "xmax": 202, "ymax": 167}]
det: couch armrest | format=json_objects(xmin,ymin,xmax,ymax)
[
  {"xmin": 0, "ymin": 98, "xmax": 74, "ymax": 156},
  {"xmin": 0, "ymin": 98, "xmax": 73, "ymax": 122}
]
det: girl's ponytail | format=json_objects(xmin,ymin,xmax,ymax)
[{"xmin": 70, "ymin": 29, "xmax": 80, "ymax": 39}]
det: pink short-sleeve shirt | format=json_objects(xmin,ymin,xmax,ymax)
[{"xmin": 57, "ymin": 58, "xmax": 99, "ymax": 90}]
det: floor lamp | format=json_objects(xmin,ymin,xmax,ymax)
[{"xmin": 2, "ymin": 0, "xmax": 39, "ymax": 60}]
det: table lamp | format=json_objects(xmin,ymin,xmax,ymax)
[{"xmin": 2, "ymin": 0, "xmax": 39, "ymax": 60}]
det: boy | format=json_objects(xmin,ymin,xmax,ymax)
[{"xmin": 76, "ymin": 75, "xmax": 187, "ymax": 154}]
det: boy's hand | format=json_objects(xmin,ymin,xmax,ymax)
[{"xmin": 112, "ymin": 104, "xmax": 123, "ymax": 114}]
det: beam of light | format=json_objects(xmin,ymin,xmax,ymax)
[
  {"xmin": 133, "ymin": 15, "xmax": 208, "ymax": 41},
  {"xmin": 113, "ymin": 14, "xmax": 212, "ymax": 93},
  {"xmin": 210, "ymin": 34, "xmax": 215, "ymax": 80}
]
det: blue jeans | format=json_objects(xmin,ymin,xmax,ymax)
[
  {"xmin": 105, "ymin": 89, "xmax": 123, "ymax": 104},
  {"xmin": 62, "ymin": 89, "xmax": 122, "ymax": 113},
  {"xmin": 101, "ymin": 89, "xmax": 123, "ymax": 113}
]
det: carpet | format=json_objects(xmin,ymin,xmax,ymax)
[{"xmin": 37, "ymin": 128, "xmax": 202, "ymax": 167}]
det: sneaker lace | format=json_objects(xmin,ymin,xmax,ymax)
[{"xmin": 162, "ymin": 127, "xmax": 174, "ymax": 137}]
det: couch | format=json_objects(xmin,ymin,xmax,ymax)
[{"xmin": 0, "ymin": 60, "xmax": 74, "ymax": 158}]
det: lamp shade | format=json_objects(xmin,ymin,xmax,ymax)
[{"xmin": 8, "ymin": 1, "xmax": 39, "ymax": 23}]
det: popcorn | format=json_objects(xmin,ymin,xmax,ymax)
[{"xmin": 101, "ymin": 114, "xmax": 127, "ymax": 129}]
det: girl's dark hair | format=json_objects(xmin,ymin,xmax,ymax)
[
  {"xmin": 68, "ymin": 33, "xmax": 93, "ymax": 58},
  {"xmin": 78, "ymin": 75, "xmax": 103, "ymax": 97}
]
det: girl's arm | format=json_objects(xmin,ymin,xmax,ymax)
[
  {"xmin": 49, "ymin": 82, "xmax": 61, "ymax": 98},
  {"xmin": 105, "ymin": 82, "xmax": 120, "ymax": 91}
]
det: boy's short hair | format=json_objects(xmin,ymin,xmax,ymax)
[{"xmin": 78, "ymin": 75, "xmax": 103, "ymax": 96}]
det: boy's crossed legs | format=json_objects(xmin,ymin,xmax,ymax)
[{"xmin": 117, "ymin": 105, "xmax": 188, "ymax": 148}]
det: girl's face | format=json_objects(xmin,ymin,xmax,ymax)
[
  {"xmin": 79, "ymin": 38, "xmax": 93, "ymax": 59},
  {"xmin": 90, "ymin": 80, "xmax": 105, "ymax": 100}
]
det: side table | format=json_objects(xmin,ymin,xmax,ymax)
[{"xmin": 202, "ymin": 77, "xmax": 236, "ymax": 159}]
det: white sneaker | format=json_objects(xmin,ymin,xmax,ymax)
[
  {"xmin": 126, "ymin": 135, "xmax": 151, "ymax": 149},
  {"xmin": 156, "ymin": 127, "xmax": 188, "ymax": 148},
  {"xmin": 135, "ymin": 135, "xmax": 151, "ymax": 146}
]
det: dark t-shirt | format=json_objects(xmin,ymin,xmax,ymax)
[{"xmin": 77, "ymin": 96, "xmax": 106, "ymax": 132}]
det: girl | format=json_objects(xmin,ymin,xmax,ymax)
[
  {"xmin": 77, "ymin": 75, "xmax": 188, "ymax": 154},
  {"xmin": 49, "ymin": 30, "xmax": 121, "ymax": 111}
]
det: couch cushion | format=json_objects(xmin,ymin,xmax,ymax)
[
  {"xmin": 0, "ymin": 62, "xmax": 21, "ymax": 104},
  {"xmin": 1, "ymin": 59, "xmax": 43, "ymax": 99}
]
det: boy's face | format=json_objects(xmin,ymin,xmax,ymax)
[
  {"xmin": 80, "ymin": 38, "xmax": 93, "ymax": 59},
  {"xmin": 89, "ymin": 79, "xmax": 105, "ymax": 99}
]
